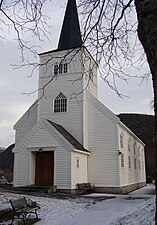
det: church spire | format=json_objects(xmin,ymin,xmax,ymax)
[{"xmin": 57, "ymin": 0, "xmax": 82, "ymax": 50}]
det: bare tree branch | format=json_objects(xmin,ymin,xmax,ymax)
[
  {"xmin": 79, "ymin": 0, "xmax": 147, "ymax": 96},
  {"xmin": 0, "ymin": 0, "xmax": 51, "ymax": 60}
]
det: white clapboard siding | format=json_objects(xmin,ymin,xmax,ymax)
[
  {"xmin": 38, "ymin": 77, "xmax": 84, "ymax": 144},
  {"xmin": 55, "ymin": 150, "xmax": 71, "ymax": 189},
  {"xmin": 86, "ymin": 93, "xmax": 120, "ymax": 187},
  {"xmin": 82, "ymin": 48, "xmax": 98, "ymax": 98},
  {"xmin": 28, "ymin": 127, "xmax": 59, "ymax": 148},
  {"xmin": 118, "ymin": 124, "xmax": 146, "ymax": 186},
  {"xmin": 13, "ymin": 150, "xmax": 30, "ymax": 187},
  {"xmin": 71, "ymin": 152, "xmax": 88, "ymax": 189},
  {"xmin": 14, "ymin": 103, "xmax": 38, "ymax": 144}
]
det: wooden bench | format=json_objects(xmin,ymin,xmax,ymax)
[
  {"xmin": 9, "ymin": 196, "xmax": 39, "ymax": 225},
  {"xmin": 76, "ymin": 183, "xmax": 95, "ymax": 194}
]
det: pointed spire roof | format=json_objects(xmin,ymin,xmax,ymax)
[{"xmin": 57, "ymin": 0, "xmax": 82, "ymax": 50}]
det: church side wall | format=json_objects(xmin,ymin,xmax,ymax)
[
  {"xmin": 86, "ymin": 96, "xmax": 120, "ymax": 187},
  {"xmin": 118, "ymin": 125, "xmax": 146, "ymax": 187},
  {"xmin": 71, "ymin": 151, "xmax": 88, "ymax": 189}
]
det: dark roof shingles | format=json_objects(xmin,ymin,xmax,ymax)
[
  {"xmin": 47, "ymin": 120, "xmax": 88, "ymax": 152},
  {"xmin": 57, "ymin": 0, "xmax": 82, "ymax": 50}
]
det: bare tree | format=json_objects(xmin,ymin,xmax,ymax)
[
  {"xmin": 79, "ymin": 0, "xmax": 157, "ymax": 222},
  {"xmin": 0, "ymin": 0, "xmax": 50, "ymax": 60}
]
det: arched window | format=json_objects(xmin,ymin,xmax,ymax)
[
  {"xmin": 138, "ymin": 146, "xmax": 141, "ymax": 156},
  {"xmin": 54, "ymin": 92, "xmax": 67, "ymax": 113},
  {"xmin": 120, "ymin": 132, "xmax": 124, "ymax": 148},
  {"xmin": 128, "ymin": 138, "xmax": 131, "ymax": 151},
  {"xmin": 133, "ymin": 141, "xmax": 136, "ymax": 154}
]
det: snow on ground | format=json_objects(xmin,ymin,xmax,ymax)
[
  {"xmin": 0, "ymin": 184, "xmax": 156, "ymax": 225},
  {"xmin": 110, "ymin": 197, "xmax": 155, "ymax": 225}
]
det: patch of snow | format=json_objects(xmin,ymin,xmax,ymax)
[
  {"xmin": 0, "ymin": 184, "xmax": 156, "ymax": 225},
  {"xmin": 110, "ymin": 198, "xmax": 155, "ymax": 225}
]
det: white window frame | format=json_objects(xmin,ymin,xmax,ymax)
[
  {"xmin": 54, "ymin": 92, "xmax": 67, "ymax": 113},
  {"xmin": 120, "ymin": 132, "xmax": 124, "ymax": 148}
]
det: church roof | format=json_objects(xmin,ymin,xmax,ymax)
[
  {"xmin": 57, "ymin": 0, "xmax": 82, "ymax": 50},
  {"xmin": 47, "ymin": 120, "xmax": 89, "ymax": 152},
  {"xmin": 39, "ymin": 0, "xmax": 82, "ymax": 55}
]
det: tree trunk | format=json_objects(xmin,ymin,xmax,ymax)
[{"xmin": 135, "ymin": 0, "xmax": 157, "ymax": 223}]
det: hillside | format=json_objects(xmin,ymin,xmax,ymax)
[
  {"xmin": 119, "ymin": 113, "xmax": 155, "ymax": 181},
  {"xmin": 0, "ymin": 143, "xmax": 15, "ymax": 175},
  {"xmin": 0, "ymin": 147, "xmax": 5, "ymax": 154}
]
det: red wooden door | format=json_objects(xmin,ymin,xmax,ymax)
[{"xmin": 35, "ymin": 151, "xmax": 54, "ymax": 185}]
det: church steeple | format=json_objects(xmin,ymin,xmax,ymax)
[{"xmin": 57, "ymin": 0, "xmax": 82, "ymax": 51}]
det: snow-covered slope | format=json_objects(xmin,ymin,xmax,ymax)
[{"xmin": 0, "ymin": 184, "xmax": 155, "ymax": 225}]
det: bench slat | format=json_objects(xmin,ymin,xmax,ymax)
[
  {"xmin": 10, "ymin": 197, "xmax": 27, "ymax": 210},
  {"xmin": 9, "ymin": 196, "xmax": 39, "ymax": 225}
]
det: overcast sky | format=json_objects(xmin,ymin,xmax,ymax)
[{"xmin": 0, "ymin": 0, "xmax": 154, "ymax": 148}]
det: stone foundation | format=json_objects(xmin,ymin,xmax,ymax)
[
  {"xmin": 56, "ymin": 189, "xmax": 76, "ymax": 194},
  {"xmin": 57, "ymin": 182, "xmax": 146, "ymax": 194},
  {"xmin": 93, "ymin": 182, "xmax": 146, "ymax": 194}
]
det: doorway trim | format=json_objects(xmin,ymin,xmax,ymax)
[{"xmin": 28, "ymin": 147, "xmax": 56, "ymax": 186}]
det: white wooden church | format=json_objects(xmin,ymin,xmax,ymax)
[{"xmin": 13, "ymin": 0, "xmax": 146, "ymax": 193}]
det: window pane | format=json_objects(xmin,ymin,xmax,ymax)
[
  {"xmin": 120, "ymin": 133, "xmax": 124, "ymax": 148},
  {"xmin": 59, "ymin": 64, "xmax": 63, "ymax": 74},
  {"xmin": 54, "ymin": 65, "xmax": 58, "ymax": 75},
  {"xmin": 121, "ymin": 153, "xmax": 124, "ymax": 167},
  {"xmin": 134, "ymin": 142, "xmax": 136, "ymax": 154},
  {"xmin": 128, "ymin": 138, "xmax": 131, "ymax": 151},
  {"xmin": 128, "ymin": 156, "xmax": 131, "ymax": 168},
  {"xmin": 64, "ymin": 63, "xmax": 68, "ymax": 73},
  {"xmin": 77, "ymin": 159, "xmax": 79, "ymax": 168},
  {"xmin": 134, "ymin": 158, "xmax": 136, "ymax": 169},
  {"xmin": 54, "ymin": 92, "xmax": 67, "ymax": 113}
]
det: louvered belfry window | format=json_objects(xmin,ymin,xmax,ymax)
[
  {"xmin": 54, "ymin": 63, "xmax": 68, "ymax": 75},
  {"xmin": 54, "ymin": 92, "xmax": 67, "ymax": 113}
]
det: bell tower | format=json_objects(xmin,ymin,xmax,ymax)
[{"xmin": 38, "ymin": 0, "xmax": 98, "ymax": 146}]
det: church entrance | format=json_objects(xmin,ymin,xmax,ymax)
[{"xmin": 35, "ymin": 151, "xmax": 54, "ymax": 185}]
